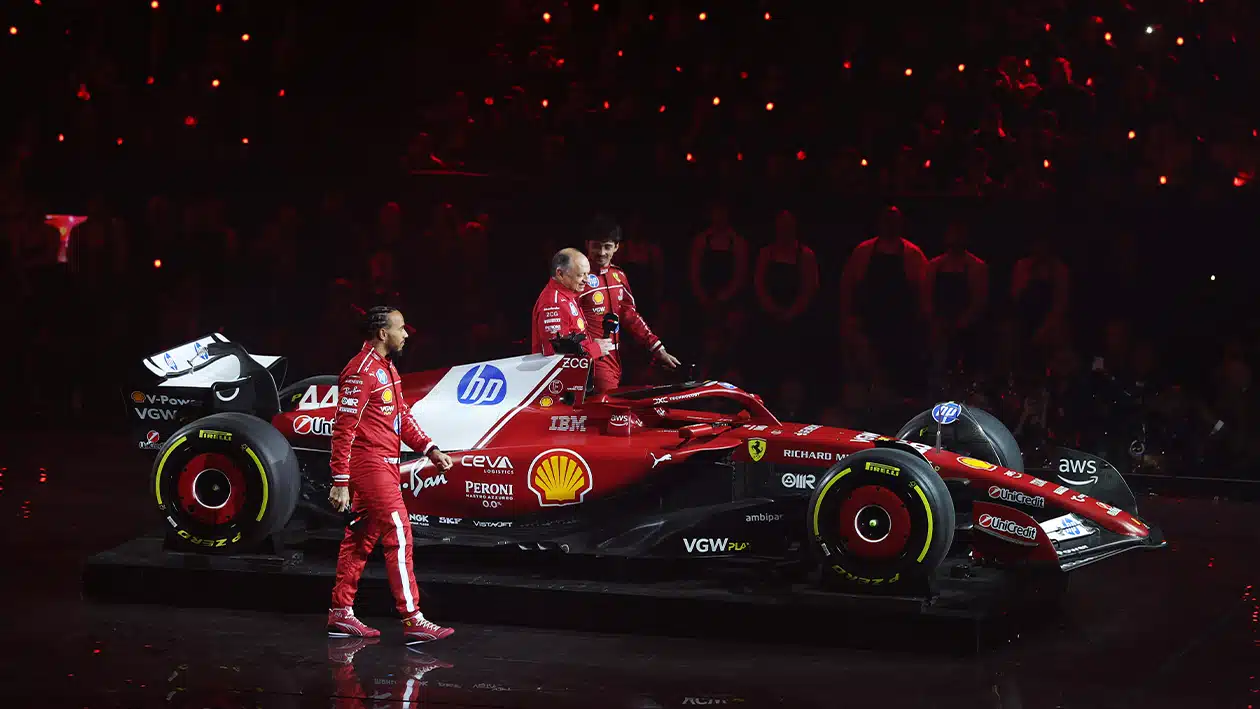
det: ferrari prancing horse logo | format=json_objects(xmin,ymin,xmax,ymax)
[{"xmin": 747, "ymin": 438, "xmax": 767, "ymax": 462}]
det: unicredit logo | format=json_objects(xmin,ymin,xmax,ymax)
[
  {"xmin": 293, "ymin": 414, "xmax": 333, "ymax": 436},
  {"xmin": 977, "ymin": 513, "xmax": 1038, "ymax": 540},
  {"xmin": 987, "ymin": 485, "xmax": 1045, "ymax": 508}
]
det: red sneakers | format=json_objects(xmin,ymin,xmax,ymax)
[
  {"xmin": 402, "ymin": 613, "xmax": 455, "ymax": 645},
  {"xmin": 327, "ymin": 608, "xmax": 381, "ymax": 638}
]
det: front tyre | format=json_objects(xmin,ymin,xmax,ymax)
[
  {"xmin": 151, "ymin": 412, "xmax": 300, "ymax": 553},
  {"xmin": 808, "ymin": 448, "xmax": 954, "ymax": 588}
]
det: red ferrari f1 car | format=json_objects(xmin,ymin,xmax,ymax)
[{"xmin": 125, "ymin": 335, "xmax": 1164, "ymax": 595}]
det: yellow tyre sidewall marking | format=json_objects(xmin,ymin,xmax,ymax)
[
  {"xmin": 154, "ymin": 435, "xmax": 188, "ymax": 506},
  {"xmin": 243, "ymin": 445, "xmax": 269, "ymax": 522},
  {"xmin": 811, "ymin": 465, "xmax": 936, "ymax": 565}
]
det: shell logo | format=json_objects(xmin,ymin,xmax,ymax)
[
  {"xmin": 131, "ymin": 391, "xmax": 146, "ymax": 404},
  {"xmin": 576, "ymin": 317, "xmax": 585, "ymax": 331},
  {"xmin": 957, "ymin": 456, "xmax": 997, "ymax": 471},
  {"xmin": 528, "ymin": 448, "xmax": 594, "ymax": 506},
  {"xmin": 593, "ymin": 291, "xmax": 605, "ymax": 304},
  {"xmin": 381, "ymin": 389, "xmax": 393, "ymax": 403}
]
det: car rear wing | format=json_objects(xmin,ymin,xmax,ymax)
[{"xmin": 124, "ymin": 335, "xmax": 288, "ymax": 454}]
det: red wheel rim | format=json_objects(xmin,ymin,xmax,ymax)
[
  {"xmin": 836, "ymin": 485, "xmax": 912, "ymax": 559},
  {"xmin": 175, "ymin": 453, "xmax": 246, "ymax": 526}
]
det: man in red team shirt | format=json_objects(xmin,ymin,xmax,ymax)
[
  {"xmin": 580, "ymin": 216, "xmax": 680, "ymax": 393},
  {"xmin": 327, "ymin": 306, "xmax": 456, "ymax": 644},
  {"xmin": 532, "ymin": 248, "xmax": 606, "ymax": 360}
]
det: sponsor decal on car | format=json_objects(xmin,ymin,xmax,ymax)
[
  {"xmin": 547, "ymin": 379, "xmax": 565, "ymax": 395},
  {"xmin": 783, "ymin": 449, "xmax": 836, "ymax": 461},
  {"xmin": 466, "ymin": 481, "xmax": 514, "ymax": 508},
  {"xmin": 539, "ymin": 396, "xmax": 554, "ymax": 408},
  {"xmin": 649, "ymin": 452, "xmax": 672, "ymax": 468},
  {"xmin": 1054, "ymin": 485, "xmax": 1070, "ymax": 495},
  {"xmin": 683, "ymin": 538, "xmax": 749, "ymax": 553},
  {"xmin": 745, "ymin": 424, "xmax": 768, "ymax": 431},
  {"xmin": 293, "ymin": 414, "xmax": 333, "ymax": 436},
  {"xmin": 795, "ymin": 424, "xmax": 822, "ymax": 436},
  {"xmin": 437, "ymin": 517, "xmax": 461, "ymax": 525},
  {"xmin": 139, "ymin": 430, "xmax": 161, "ymax": 450},
  {"xmin": 781, "ymin": 472, "xmax": 816, "ymax": 490},
  {"xmin": 1057, "ymin": 458, "xmax": 1100, "ymax": 485},
  {"xmin": 957, "ymin": 456, "xmax": 998, "ymax": 471},
  {"xmin": 715, "ymin": 381, "xmax": 737, "ymax": 390},
  {"xmin": 528, "ymin": 448, "xmax": 594, "ymax": 506},
  {"xmin": 988, "ymin": 486, "xmax": 1045, "ymax": 507},
  {"xmin": 131, "ymin": 392, "xmax": 199, "ymax": 407},
  {"xmin": 1029, "ymin": 477, "xmax": 1049, "ymax": 487},
  {"xmin": 977, "ymin": 512, "xmax": 1039, "ymax": 542},
  {"xmin": 408, "ymin": 514, "xmax": 429, "ymax": 526},
  {"xmin": 473, "ymin": 520, "xmax": 513, "ymax": 528},
  {"xmin": 1039, "ymin": 513, "xmax": 1095, "ymax": 542},
  {"xmin": 931, "ymin": 401, "xmax": 962, "ymax": 425},
  {"xmin": 408, "ymin": 472, "xmax": 448, "ymax": 495},
  {"xmin": 745, "ymin": 513, "xmax": 783, "ymax": 522},
  {"xmin": 562, "ymin": 357, "xmax": 589, "ymax": 369},
  {"xmin": 549, "ymin": 415, "xmax": 587, "ymax": 432},
  {"xmin": 198, "ymin": 429, "xmax": 232, "ymax": 442},
  {"xmin": 134, "ymin": 407, "xmax": 177, "ymax": 421},
  {"xmin": 609, "ymin": 413, "xmax": 641, "ymax": 427},
  {"xmin": 461, "ymin": 454, "xmax": 514, "ymax": 475},
  {"xmin": 456, "ymin": 363, "xmax": 506, "ymax": 406},
  {"xmin": 297, "ymin": 385, "xmax": 338, "ymax": 410},
  {"xmin": 747, "ymin": 438, "xmax": 767, "ymax": 462}
]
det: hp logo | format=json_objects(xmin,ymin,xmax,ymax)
[
  {"xmin": 931, "ymin": 401, "xmax": 962, "ymax": 426},
  {"xmin": 457, "ymin": 364, "xmax": 507, "ymax": 406}
]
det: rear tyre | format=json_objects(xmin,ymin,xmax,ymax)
[
  {"xmin": 896, "ymin": 404, "xmax": 1024, "ymax": 472},
  {"xmin": 808, "ymin": 449, "xmax": 955, "ymax": 588},
  {"xmin": 151, "ymin": 412, "xmax": 300, "ymax": 554}
]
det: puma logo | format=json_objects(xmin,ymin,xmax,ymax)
[{"xmin": 650, "ymin": 452, "xmax": 672, "ymax": 469}]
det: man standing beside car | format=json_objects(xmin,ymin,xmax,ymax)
[
  {"xmin": 532, "ymin": 248, "xmax": 607, "ymax": 361},
  {"xmin": 326, "ymin": 306, "xmax": 456, "ymax": 644},
  {"xmin": 579, "ymin": 216, "xmax": 681, "ymax": 393}
]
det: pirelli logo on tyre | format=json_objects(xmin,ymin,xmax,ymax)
[{"xmin": 528, "ymin": 448, "xmax": 594, "ymax": 507}]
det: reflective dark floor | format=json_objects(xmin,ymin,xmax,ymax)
[{"xmin": 2, "ymin": 433, "xmax": 1257, "ymax": 708}]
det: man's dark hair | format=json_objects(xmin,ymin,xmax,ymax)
[
  {"xmin": 551, "ymin": 249, "xmax": 573, "ymax": 277},
  {"xmin": 362, "ymin": 305, "xmax": 397, "ymax": 340},
  {"xmin": 587, "ymin": 214, "xmax": 622, "ymax": 244}
]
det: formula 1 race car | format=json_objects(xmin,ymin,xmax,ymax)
[{"xmin": 124, "ymin": 334, "xmax": 1165, "ymax": 596}]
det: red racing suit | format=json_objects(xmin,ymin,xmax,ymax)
[
  {"xmin": 330, "ymin": 342, "xmax": 437, "ymax": 618},
  {"xmin": 576, "ymin": 264, "xmax": 662, "ymax": 393},
  {"xmin": 531, "ymin": 279, "xmax": 602, "ymax": 360}
]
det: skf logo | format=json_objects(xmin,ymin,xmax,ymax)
[
  {"xmin": 747, "ymin": 438, "xmax": 767, "ymax": 462},
  {"xmin": 198, "ymin": 429, "xmax": 232, "ymax": 441},
  {"xmin": 528, "ymin": 448, "xmax": 594, "ymax": 506}
]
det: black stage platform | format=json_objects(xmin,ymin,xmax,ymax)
[{"xmin": 3, "ymin": 433, "xmax": 1258, "ymax": 708}]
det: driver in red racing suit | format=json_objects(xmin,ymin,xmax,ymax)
[
  {"xmin": 579, "ymin": 216, "xmax": 680, "ymax": 392},
  {"xmin": 327, "ymin": 306, "xmax": 455, "ymax": 645}
]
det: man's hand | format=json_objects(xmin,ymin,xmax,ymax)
[
  {"xmin": 654, "ymin": 346, "xmax": 681, "ymax": 369},
  {"xmin": 428, "ymin": 449, "xmax": 453, "ymax": 471},
  {"xmin": 596, "ymin": 338, "xmax": 615, "ymax": 357},
  {"xmin": 329, "ymin": 486, "xmax": 351, "ymax": 513}
]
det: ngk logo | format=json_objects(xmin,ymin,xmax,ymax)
[{"xmin": 977, "ymin": 513, "xmax": 1038, "ymax": 541}]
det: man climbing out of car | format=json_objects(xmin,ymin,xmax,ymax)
[
  {"xmin": 327, "ymin": 305, "xmax": 456, "ymax": 644},
  {"xmin": 580, "ymin": 215, "xmax": 681, "ymax": 392},
  {"xmin": 531, "ymin": 247, "xmax": 608, "ymax": 360}
]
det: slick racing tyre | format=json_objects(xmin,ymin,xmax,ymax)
[
  {"xmin": 896, "ymin": 404, "xmax": 1024, "ymax": 472},
  {"xmin": 808, "ymin": 448, "xmax": 955, "ymax": 587},
  {"xmin": 151, "ymin": 412, "xmax": 300, "ymax": 553}
]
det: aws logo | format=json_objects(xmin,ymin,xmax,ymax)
[
  {"xmin": 1057, "ymin": 458, "xmax": 1099, "ymax": 485},
  {"xmin": 528, "ymin": 448, "xmax": 594, "ymax": 506}
]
